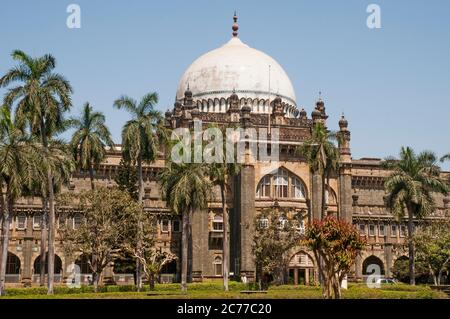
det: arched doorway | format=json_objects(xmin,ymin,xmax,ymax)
[
  {"xmin": 33, "ymin": 253, "xmax": 63, "ymax": 283},
  {"xmin": 288, "ymin": 251, "xmax": 315, "ymax": 285},
  {"xmin": 362, "ymin": 255, "xmax": 385, "ymax": 276},
  {"xmin": 5, "ymin": 252, "xmax": 21, "ymax": 283},
  {"xmin": 33, "ymin": 253, "xmax": 63, "ymax": 274},
  {"xmin": 160, "ymin": 259, "xmax": 177, "ymax": 284},
  {"xmin": 75, "ymin": 254, "xmax": 91, "ymax": 274}
]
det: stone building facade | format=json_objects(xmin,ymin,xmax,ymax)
[{"xmin": 1, "ymin": 15, "xmax": 449, "ymax": 286}]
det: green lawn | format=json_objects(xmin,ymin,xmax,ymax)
[{"xmin": 1, "ymin": 281, "xmax": 447, "ymax": 299}]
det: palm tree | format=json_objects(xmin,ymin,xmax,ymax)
[
  {"xmin": 208, "ymin": 127, "xmax": 241, "ymax": 291},
  {"xmin": 383, "ymin": 147, "xmax": 449, "ymax": 285},
  {"xmin": 69, "ymin": 102, "xmax": 114, "ymax": 190},
  {"xmin": 0, "ymin": 50, "xmax": 73, "ymax": 294},
  {"xmin": 441, "ymin": 154, "xmax": 450, "ymax": 163},
  {"xmin": 113, "ymin": 92, "xmax": 167, "ymax": 290},
  {"xmin": 159, "ymin": 161, "xmax": 211, "ymax": 293},
  {"xmin": 0, "ymin": 107, "xmax": 41, "ymax": 295},
  {"xmin": 298, "ymin": 123, "xmax": 340, "ymax": 220}
]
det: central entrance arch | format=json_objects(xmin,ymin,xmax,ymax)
[{"xmin": 288, "ymin": 251, "xmax": 315, "ymax": 285}]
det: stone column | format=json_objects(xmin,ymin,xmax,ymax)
[
  {"xmin": 311, "ymin": 172, "xmax": 323, "ymax": 221},
  {"xmin": 239, "ymin": 164, "xmax": 255, "ymax": 281},
  {"xmin": 191, "ymin": 209, "xmax": 208, "ymax": 282},
  {"xmin": 294, "ymin": 268, "xmax": 298, "ymax": 285},
  {"xmin": 338, "ymin": 165, "xmax": 353, "ymax": 223},
  {"xmin": 305, "ymin": 269, "xmax": 310, "ymax": 285},
  {"xmin": 355, "ymin": 254, "xmax": 363, "ymax": 280}
]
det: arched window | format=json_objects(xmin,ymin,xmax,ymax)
[
  {"xmin": 161, "ymin": 219, "xmax": 169, "ymax": 232},
  {"xmin": 274, "ymin": 169, "xmax": 289, "ymax": 198},
  {"xmin": 291, "ymin": 177, "xmax": 306, "ymax": 199},
  {"xmin": 33, "ymin": 213, "xmax": 42, "ymax": 229},
  {"xmin": 256, "ymin": 175, "xmax": 271, "ymax": 198},
  {"xmin": 76, "ymin": 254, "xmax": 91, "ymax": 274},
  {"xmin": 256, "ymin": 169, "xmax": 308, "ymax": 200},
  {"xmin": 33, "ymin": 253, "xmax": 62, "ymax": 274},
  {"xmin": 325, "ymin": 187, "xmax": 337, "ymax": 205},
  {"xmin": 6, "ymin": 252, "xmax": 21, "ymax": 274},
  {"xmin": 214, "ymin": 256, "xmax": 222, "ymax": 276},
  {"xmin": 16, "ymin": 213, "xmax": 27, "ymax": 230}
]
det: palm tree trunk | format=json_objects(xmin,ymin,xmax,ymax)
[
  {"xmin": 221, "ymin": 184, "xmax": 229, "ymax": 291},
  {"xmin": 89, "ymin": 166, "xmax": 95, "ymax": 191},
  {"xmin": 136, "ymin": 157, "xmax": 144, "ymax": 291},
  {"xmin": 181, "ymin": 207, "xmax": 190, "ymax": 293},
  {"xmin": 40, "ymin": 117, "xmax": 56, "ymax": 295},
  {"xmin": 47, "ymin": 171, "xmax": 56, "ymax": 294},
  {"xmin": 407, "ymin": 204, "xmax": 415, "ymax": 285},
  {"xmin": 39, "ymin": 199, "xmax": 48, "ymax": 286},
  {"xmin": 0, "ymin": 190, "xmax": 4, "ymax": 269},
  {"xmin": 0, "ymin": 189, "xmax": 11, "ymax": 296}
]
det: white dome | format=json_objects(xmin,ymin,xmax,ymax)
[{"xmin": 176, "ymin": 36, "xmax": 297, "ymax": 108}]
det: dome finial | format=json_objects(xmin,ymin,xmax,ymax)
[{"xmin": 232, "ymin": 11, "xmax": 239, "ymax": 37}]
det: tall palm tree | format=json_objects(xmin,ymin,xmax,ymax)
[
  {"xmin": 383, "ymin": 147, "xmax": 449, "ymax": 285},
  {"xmin": 298, "ymin": 123, "xmax": 340, "ymax": 220},
  {"xmin": 69, "ymin": 102, "xmax": 114, "ymax": 190},
  {"xmin": 113, "ymin": 92, "xmax": 167, "ymax": 290},
  {"xmin": 0, "ymin": 50, "xmax": 73, "ymax": 294},
  {"xmin": 207, "ymin": 126, "xmax": 241, "ymax": 291},
  {"xmin": 0, "ymin": 107, "xmax": 41, "ymax": 295},
  {"xmin": 159, "ymin": 161, "xmax": 211, "ymax": 293}
]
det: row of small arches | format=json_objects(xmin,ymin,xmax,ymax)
[{"xmin": 193, "ymin": 97, "xmax": 298, "ymax": 117}]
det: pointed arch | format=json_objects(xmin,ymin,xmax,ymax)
[{"xmin": 256, "ymin": 167, "xmax": 308, "ymax": 200}]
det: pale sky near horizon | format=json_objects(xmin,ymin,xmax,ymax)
[{"xmin": 0, "ymin": 0, "xmax": 449, "ymax": 169}]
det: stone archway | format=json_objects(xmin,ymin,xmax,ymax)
[
  {"xmin": 33, "ymin": 253, "xmax": 63, "ymax": 274},
  {"xmin": 362, "ymin": 255, "xmax": 385, "ymax": 276},
  {"xmin": 288, "ymin": 251, "xmax": 315, "ymax": 285},
  {"xmin": 5, "ymin": 252, "xmax": 21, "ymax": 283}
]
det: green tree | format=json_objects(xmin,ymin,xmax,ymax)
[
  {"xmin": 59, "ymin": 187, "xmax": 141, "ymax": 292},
  {"xmin": 304, "ymin": 216, "xmax": 365, "ymax": 299},
  {"xmin": 114, "ymin": 159, "xmax": 138, "ymax": 200},
  {"xmin": 0, "ymin": 50, "xmax": 73, "ymax": 294},
  {"xmin": 113, "ymin": 92, "xmax": 167, "ymax": 290},
  {"xmin": 22, "ymin": 138, "xmax": 74, "ymax": 286},
  {"xmin": 252, "ymin": 207, "xmax": 302, "ymax": 290},
  {"xmin": 121, "ymin": 207, "xmax": 177, "ymax": 290},
  {"xmin": 159, "ymin": 161, "xmax": 211, "ymax": 293},
  {"xmin": 413, "ymin": 221, "xmax": 450, "ymax": 285},
  {"xmin": 0, "ymin": 107, "xmax": 41, "ymax": 295},
  {"xmin": 69, "ymin": 102, "xmax": 114, "ymax": 190},
  {"xmin": 383, "ymin": 147, "xmax": 449, "ymax": 285}
]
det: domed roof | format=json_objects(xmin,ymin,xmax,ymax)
[{"xmin": 176, "ymin": 19, "xmax": 297, "ymax": 109}]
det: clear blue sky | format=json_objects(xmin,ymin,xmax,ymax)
[{"xmin": 1, "ymin": 0, "xmax": 449, "ymax": 169}]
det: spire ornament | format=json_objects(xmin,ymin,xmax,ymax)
[{"xmin": 232, "ymin": 11, "xmax": 239, "ymax": 37}]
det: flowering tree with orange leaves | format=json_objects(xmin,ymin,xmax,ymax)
[{"xmin": 304, "ymin": 216, "xmax": 366, "ymax": 299}]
